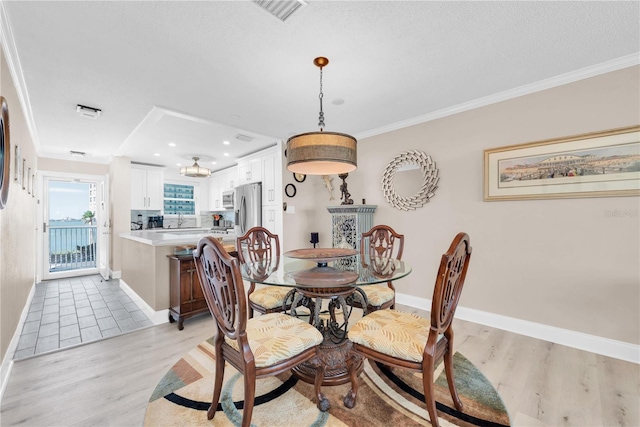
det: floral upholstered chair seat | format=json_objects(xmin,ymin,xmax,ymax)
[
  {"xmin": 225, "ymin": 313, "xmax": 323, "ymax": 368},
  {"xmin": 248, "ymin": 286, "xmax": 291, "ymax": 310},
  {"xmin": 358, "ymin": 284, "xmax": 395, "ymax": 307},
  {"xmin": 349, "ymin": 309, "xmax": 443, "ymax": 362}
]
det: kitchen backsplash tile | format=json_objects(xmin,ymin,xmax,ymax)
[
  {"xmin": 205, "ymin": 211, "xmax": 234, "ymax": 229},
  {"xmin": 130, "ymin": 210, "xmax": 233, "ymax": 230}
]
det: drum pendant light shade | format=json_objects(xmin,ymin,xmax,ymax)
[
  {"xmin": 286, "ymin": 57, "xmax": 357, "ymax": 176},
  {"xmin": 287, "ymin": 131, "xmax": 357, "ymax": 175}
]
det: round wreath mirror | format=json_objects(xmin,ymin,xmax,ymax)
[
  {"xmin": 0, "ymin": 97, "xmax": 10, "ymax": 210},
  {"xmin": 381, "ymin": 150, "xmax": 439, "ymax": 211}
]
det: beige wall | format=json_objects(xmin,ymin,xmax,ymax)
[
  {"xmin": 284, "ymin": 65, "xmax": 640, "ymax": 345},
  {"xmin": 37, "ymin": 157, "xmax": 108, "ymax": 175},
  {"xmin": 0, "ymin": 47, "xmax": 38, "ymax": 360}
]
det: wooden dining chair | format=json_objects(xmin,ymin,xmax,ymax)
[
  {"xmin": 193, "ymin": 236, "xmax": 326, "ymax": 427},
  {"xmin": 236, "ymin": 227, "xmax": 292, "ymax": 318},
  {"xmin": 345, "ymin": 232, "xmax": 472, "ymax": 427},
  {"xmin": 352, "ymin": 225, "xmax": 404, "ymax": 312}
]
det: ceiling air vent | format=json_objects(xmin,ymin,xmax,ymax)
[
  {"xmin": 252, "ymin": 0, "xmax": 307, "ymax": 22},
  {"xmin": 235, "ymin": 134, "xmax": 255, "ymax": 142},
  {"xmin": 76, "ymin": 104, "xmax": 101, "ymax": 119}
]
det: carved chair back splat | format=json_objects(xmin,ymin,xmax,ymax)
[{"xmin": 346, "ymin": 232, "xmax": 472, "ymax": 427}]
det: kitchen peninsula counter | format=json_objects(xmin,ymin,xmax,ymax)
[
  {"xmin": 121, "ymin": 228, "xmax": 235, "ymax": 246},
  {"xmin": 120, "ymin": 228, "xmax": 236, "ymax": 313}
]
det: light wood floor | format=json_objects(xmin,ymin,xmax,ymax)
[{"xmin": 1, "ymin": 305, "xmax": 638, "ymax": 426}]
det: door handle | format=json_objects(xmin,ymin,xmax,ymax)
[{"xmin": 43, "ymin": 222, "xmax": 47, "ymax": 232}]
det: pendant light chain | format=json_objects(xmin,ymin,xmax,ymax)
[{"xmin": 318, "ymin": 66, "xmax": 325, "ymax": 131}]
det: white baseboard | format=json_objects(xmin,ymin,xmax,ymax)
[
  {"xmin": 1, "ymin": 281, "xmax": 37, "ymax": 401},
  {"xmin": 118, "ymin": 279, "xmax": 169, "ymax": 325},
  {"xmin": 395, "ymin": 293, "xmax": 640, "ymax": 364},
  {"xmin": 110, "ymin": 270, "xmax": 121, "ymax": 280}
]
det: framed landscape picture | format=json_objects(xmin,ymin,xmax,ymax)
[{"xmin": 484, "ymin": 125, "xmax": 640, "ymax": 201}]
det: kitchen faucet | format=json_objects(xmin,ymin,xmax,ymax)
[{"xmin": 177, "ymin": 213, "xmax": 185, "ymax": 228}]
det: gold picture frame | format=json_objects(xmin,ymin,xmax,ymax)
[{"xmin": 483, "ymin": 125, "xmax": 640, "ymax": 201}]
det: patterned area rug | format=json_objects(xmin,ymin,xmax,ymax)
[{"xmin": 144, "ymin": 337, "xmax": 510, "ymax": 427}]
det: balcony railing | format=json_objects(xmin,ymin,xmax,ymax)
[{"xmin": 49, "ymin": 225, "xmax": 98, "ymax": 272}]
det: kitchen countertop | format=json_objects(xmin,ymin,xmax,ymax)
[{"xmin": 120, "ymin": 228, "xmax": 236, "ymax": 246}]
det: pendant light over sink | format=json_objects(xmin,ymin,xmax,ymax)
[
  {"xmin": 286, "ymin": 57, "xmax": 357, "ymax": 176},
  {"xmin": 180, "ymin": 157, "xmax": 211, "ymax": 178}
]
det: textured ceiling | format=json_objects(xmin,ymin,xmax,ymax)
[{"xmin": 1, "ymin": 1, "xmax": 639, "ymax": 172}]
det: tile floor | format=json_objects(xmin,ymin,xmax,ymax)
[{"xmin": 13, "ymin": 274, "xmax": 154, "ymax": 359}]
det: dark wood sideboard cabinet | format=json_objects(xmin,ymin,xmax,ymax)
[{"xmin": 168, "ymin": 254, "xmax": 210, "ymax": 330}]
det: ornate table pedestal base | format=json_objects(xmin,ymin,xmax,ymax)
[
  {"xmin": 284, "ymin": 284, "xmax": 368, "ymax": 409},
  {"xmin": 291, "ymin": 335, "xmax": 363, "ymax": 387}
]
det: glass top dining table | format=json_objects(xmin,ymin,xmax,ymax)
[
  {"xmin": 238, "ymin": 250, "xmax": 412, "ymax": 388},
  {"xmin": 239, "ymin": 253, "xmax": 412, "ymax": 289}
]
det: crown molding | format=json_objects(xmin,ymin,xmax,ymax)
[
  {"xmin": 356, "ymin": 53, "xmax": 640, "ymax": 140},
  {"xmin": 0, "ymin": 1, "xmax": 40, "ymax": 151}
]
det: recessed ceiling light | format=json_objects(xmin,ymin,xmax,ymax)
[
  {"xmin": 211, "ymin": 161, "xmax": 217, "ymax": 165},
  {"xmin": 176, "ymin": 163, "xmax": 181, "ymax": 166},
  {"xmin": 230, "ymin": 114, "xmax": 241, "ymax": 120},
  {"xmin": 223, "ymin": 153, "xmax": 229, "ymax": 156},
  {"xmin": 223, "ymin": 140, "xmax": 230, "ymax": 145},
  {"xmin": 154, "ymin": 153, "xmax": 160, "ymax": 156},
  {"xmin": 168, "ymin": 142, "xmax": 176, "ymax": 147},
  {"xmin": 332, "ymin": 98, "xmax": 345, "ymax": 106}
]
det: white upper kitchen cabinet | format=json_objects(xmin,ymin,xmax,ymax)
[
  {"xmin": 220, "ymin": 167, "xmax": 236, "ymax": 193},
  {"xmin": 209, "ymin": 166, "xmax": 237, "ymax": 211},
  {"xmin": 131, "ymin": 166, "xmax": 164, "ymax": 210},
  {"xmin": 236, "ymin": 154, "xmax": 262, "ymax": 185},
  {"xmin": 208, "ymin": 174, "xmax": 221, "ymax": 210}
]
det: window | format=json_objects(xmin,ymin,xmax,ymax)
[{"xmin": 164, "ymin": 183, "xmax": 197, "ymax": 215}]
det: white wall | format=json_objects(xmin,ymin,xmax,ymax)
[{"xmin": 284, "ymin": 65, "xmax": 640, "ymax": 345}]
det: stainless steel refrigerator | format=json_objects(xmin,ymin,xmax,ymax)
[{"xmin": 234, "ymin": 182, "xmax": 262, "ymax": 236}]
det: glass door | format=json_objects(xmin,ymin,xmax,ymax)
[{"xmin": 42, "ymin": 175, "xmax": 107, "ymax": 279}]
